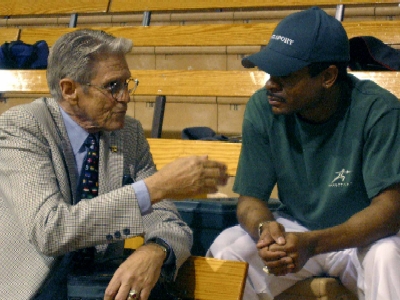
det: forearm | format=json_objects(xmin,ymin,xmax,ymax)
[
  {"xmin": 237, "ymin": 195, "xmax": 275, "ymax": 239},
  {"xmin": 306, "ymin": 187, "xmax": 400, "ymax": 256}
]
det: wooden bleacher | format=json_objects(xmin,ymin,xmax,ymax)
[
  {"xmin": 0, "ymin": 0, "xmax": 399, "ymax": 27},
  {"xmin": 15, "ymin": 20, "xmax": 400, "ymax": 47},
  {"xmin": 0, "ymin": 18, "xmax": 396, "ymax": 138},
  {"xmin": 1, "ymin": 1, "xmax": 399, "ymax": 299},
  {"xmin": 0, "ymin": 0, "xmax": 109, "ymax": 16},
  {"xmin": 2, "ymin": 69, "xmax": 399, "ymax": 137},
  {"xmin": 0, "ymin": 28, "xmax": 19, "ymax": 44},
  {"xmin": 0, "ymin": 47, "xmax": 389, "ymax": 300},
  {"xmin": 3, "ymin": 9, "xmax": 400, "ymax": 28},
  {"xmin": 1, "ymin": 0, "xmax": 399, "ymax": 139},
  {"xmin": 109, "ymin": 0, "xmax": 400, "ymax": 11},
  {"xmin": 173, "ymin": 256, "xmax": 248, "ymax": 300},
  {"xmin": 0, "ymin": 0, "xmax": 109, "ymax": 28},
  {"xmin": 108, "ymin": 0, "xmax": 400, "ymax": 27},
  {"xmin": 0, "ymin": 0, "xmax": 399, "ymax": 25},
  {"xmin": 147, "ymin": 138, "xmax": 241, "ymax": 177},
  {"xmin": 3, "ymin": 70, "xmax": 398, "ymax": 97}
]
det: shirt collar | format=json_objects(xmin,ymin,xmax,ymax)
[{"xmin": 59, "ymin": 106, "xmax": 90, "ymax": 155}]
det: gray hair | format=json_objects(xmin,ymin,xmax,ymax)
[{"xmin": 47, "ymin": 29, "xmax": 133, "ymax": 100}]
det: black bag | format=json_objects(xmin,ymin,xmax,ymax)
[
  {"xmin": 0, "ymin": 40, "xmax": 49, "ymax": 69},
  {"xmin": 349, "ymin": 36, "xmax": 400, "ymax": 71},
  {"xmin": 182, "ymin": 126, "xmax": 241, "ymax": 142},
  {"xmin": 67, "ymin": 256, "xmax": 181, "ymax": 300}
]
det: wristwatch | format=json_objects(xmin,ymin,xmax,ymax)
[
  {"xmin": 258, "ymin": 221, "xmax": 272, "ymax": 238},
  {"xmin": 146, "ymin": 237, "xmax": 171, "ymax": 261}
]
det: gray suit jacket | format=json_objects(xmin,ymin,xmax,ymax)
[{"xmin": 0, "ymin": 98, "xmax": 192, "ymax": 299}]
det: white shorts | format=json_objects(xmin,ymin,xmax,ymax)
[{"xmin": 206, "ymin": 212, "xmax": 400, "ymax": 300}]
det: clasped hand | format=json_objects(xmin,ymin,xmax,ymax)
[{"xmin": 256, "ymin": 222, "xmax": 311, "ymax": 276}]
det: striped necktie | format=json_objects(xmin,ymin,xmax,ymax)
[{"xmin": 79, "ymin": 134, "xmax": 99, "ymax": 200}]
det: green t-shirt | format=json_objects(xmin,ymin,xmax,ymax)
[{"xmin": 234, "ymin": 75, "xmax": 400, "ymax": 230}]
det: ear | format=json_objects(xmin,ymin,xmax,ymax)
[
  {"xmin": 59, "ymin": 78, "xmax": 78, "ymax": 104},
  {"xmin": 321, "ymin": 65, "xmax": 339, "ymax": 89}
]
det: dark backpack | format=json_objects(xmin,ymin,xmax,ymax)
[
  {"xmin": 0, "ymin": 40, "xmax": 49, "ymax": 69},
  {"xmin": 349, "ymin": 36, "xmax": 400, "ymax": 71}
]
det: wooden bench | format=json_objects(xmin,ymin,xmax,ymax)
[
  {"xmin": 110, "ymin": 0, "xmax": 400, "ymax": 11},
  {"xmin": 1, "ymin": 69, "xmax": 400, "ymax": 136},
  {"xmin": 1, "ymin": 0, "xmax": 399, "ymax": 27},
  {"xmin": 109, "ymin": 0, "xmax": 400, "ymax": 24},
  {"xmin": 0, "ymin": 0, "xmax": 110, "ymax": 28},
  {"xmin": 1, "ymin": 0, "xmax": 398, "ymax": 44},
  {"xmin": 0, "ymin": 0, "xmax": 109, "ymax": 16},
  {"xmin": 14, "ymin": 20, "xmax": 400, "ymax": 48},
  {"xmin": 0, "ymin": 28, "xmax": 20, "ymax": 44},
  {"xmin": 172, "ymin": 256, "xmax": 248, "ymax": 300},
  {"xmin": 2, "ymin": 69, "xmax": 399, "ymax": 300},
  {"xmin": 1, "ymin": 2, "xmax": 398, "ymax": 298},
  {"xmin": 2, "ymin": 2, "xmax": 399, "ymax": 137},
  {"xmin": 7, "ymin": 18, "xmax": 398, "ymax": 138},
  {"xmin": 147, "ymin": 138, "xmax": 241, "ymax": 176}
]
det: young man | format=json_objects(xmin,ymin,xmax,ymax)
[
  {"xmin": 207, "ymin": 7, "xmax": 400, "ymax": 300},
  {"xmin": 0, "ymin": 29, "xmax": 228, "ymax": 300}
]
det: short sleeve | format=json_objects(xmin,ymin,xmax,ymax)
[
  {"xmin": 233, "ymin": 96, "xmax": 277, "ymax": 201},
  {"xmin": 363, "ymin": 106, "xmax": 400, "ymax": 198}
]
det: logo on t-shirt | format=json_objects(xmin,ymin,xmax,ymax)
[{"xmin": 329, "ymin": 169, "xmax": 352, "ymax": 187}]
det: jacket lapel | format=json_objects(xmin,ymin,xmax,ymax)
[
  {"xmin": 44, "ymin": 98, "xmax": 79, "ymax": 204},
  {"xmin": 98, "ymin": 130, "xmax": 124, "ymax": 195}
]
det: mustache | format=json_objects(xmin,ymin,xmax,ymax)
[{"xmin": 266, "ymin": 90, "xmax": 286, "ymax": 102}]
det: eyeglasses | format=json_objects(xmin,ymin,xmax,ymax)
[{"xmin": 85, "ymin": 78, "xmax": 139, "ymax": 102}]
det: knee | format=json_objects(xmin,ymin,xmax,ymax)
[
  {"xmin": 364, "ymin": 237, "xmax": 400, "ymax": 270},
  {"xmin": 207, "ymin": 225, "xmax": 257, "ymax": 261},
  {"xmin": 210, "ymin": 226, "xmax": 247, "ymax": 247}
]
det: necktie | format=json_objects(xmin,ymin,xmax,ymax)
[{"xmin": 79, "ymin": 134, "xmax": 99, "ymax": 200}]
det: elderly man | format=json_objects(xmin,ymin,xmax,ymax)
[{"xmin": 0, "ymin": 29, "xmax": 228, "ymax": 300}]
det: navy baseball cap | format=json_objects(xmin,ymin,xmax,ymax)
[{"xmin": 242, "ymin": 7, "xmax": 350, "ymax": 77}]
